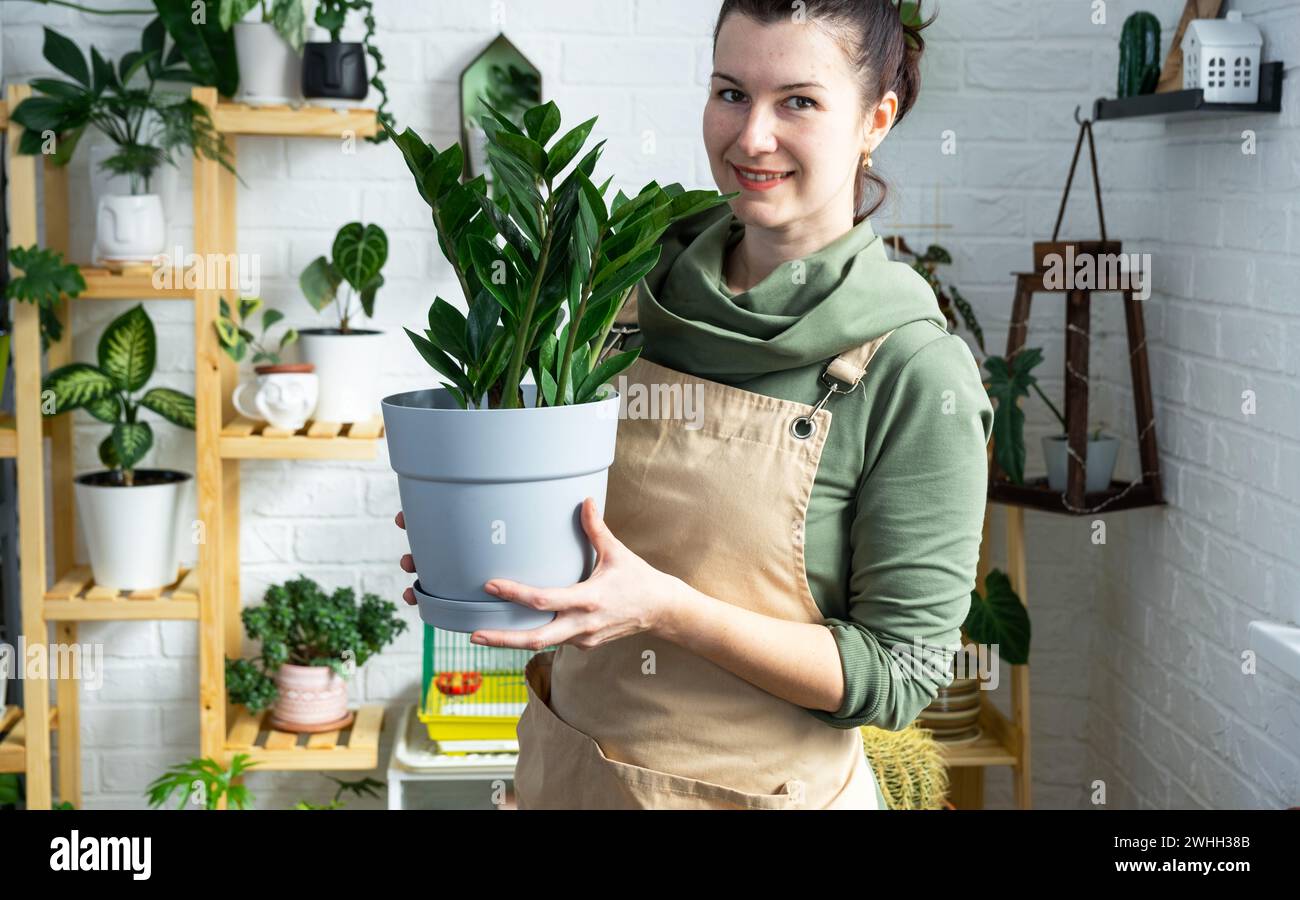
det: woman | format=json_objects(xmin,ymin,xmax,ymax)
[{"xmin": 396, "ymin": 0, "xmax": 993, "ymax": 809}]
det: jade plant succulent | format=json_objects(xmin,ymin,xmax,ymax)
[
  {"xmin": 225, "ymin": 575, "xmax": 408, "ymax": 714},
  {"xmin": 385, "ymin": 99, "xmax": 736, "ymax": 410},
  {"xmin": 40, "ymin": 304, "xmax": 196, "ymax": 486}
]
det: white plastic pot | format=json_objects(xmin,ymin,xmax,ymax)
[
  {"xmin": 74, "ymin": 469, "xmax": 192, "ymax": 591},
  {"xmin": 94, "ymin": 193, "xmax": 165, "ymax": 263},
  {"xmin": 1042, "ymin": 433, "xmax": 1120, "ymax": 494},
  {"xmin": 296, "ymin": 329, "xmax": 384, "ymax": 423},
  {"xmin": 234, "ymin": 22, "xmax": 302, "ymax": 106}
]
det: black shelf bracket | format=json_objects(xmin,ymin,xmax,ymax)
[{"xmin": 1093, "ymin": 60, "xmax": 1284, "ymax": 121}]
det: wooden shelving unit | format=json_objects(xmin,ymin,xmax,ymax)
[{"xmin": 4, "ymin": 86, "xmax": 385, "ymax": 809}]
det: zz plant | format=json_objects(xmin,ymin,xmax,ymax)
[
  {"xmin": 41, "ymin": 304, "xmax": 196, "ymax": 487},
  {"xmin": 225, "ymin": 575, "xmax": 408, "ymax": 714},
  {"xmin": 385, "ymin": 99, "xmax": 735, "ymax": 409},
  {"xmin": 299, "ymin": 222, "xmax": 388, "ymax": 333}
]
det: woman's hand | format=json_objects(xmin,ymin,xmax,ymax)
[
  {"xmin": 395, "ymin": 510, "xmax": 420, "ymax": 607},
  {"xmin": 397, "ymin": 498, "xmax": 686, "ymax": 650}
]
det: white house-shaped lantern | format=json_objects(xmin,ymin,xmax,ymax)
[{"xmin": 1181, "ymin": 10, "xmax": 1263, "ymax": 103}]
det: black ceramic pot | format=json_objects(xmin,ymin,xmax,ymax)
[{"xmin": 302, "ymin": 41, "xmax": 368, "ymax": 100}]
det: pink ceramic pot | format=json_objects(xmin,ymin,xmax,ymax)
[{"xmin": 272, "ymin": 663, "xmax": 349, "ymax": 729}]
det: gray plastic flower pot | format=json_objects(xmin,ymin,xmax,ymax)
[{"xmin": 382, "ymin": 384, "xmax": 621, "ymax": 633}]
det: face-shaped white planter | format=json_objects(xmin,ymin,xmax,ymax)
[
  {"xmin": 233, "ymin": 364, "xmax": 319, "ymax": 431},
  {"xmin": 296, "ymin": 329, "xmax": 384, "ymax": 424},
  {"xmin": 233, "ymin": 22, "xmax": 302, "ymax": 106},
  {"xmin": 75, "ymin": 469, "xmax": 192, "ymax": 591},
  {"xmin": 95, "ymin": 193, "xmax": 166, "ymax": 263}
]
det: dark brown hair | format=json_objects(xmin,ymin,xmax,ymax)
[{"xmin": 711, "ymin": 0, "xmax": 936, "ymax": 223}]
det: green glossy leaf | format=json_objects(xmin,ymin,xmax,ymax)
[
  {"xmin": 427, "ymin": 297, "xmax": 469, "ymax": 363},
  {"xmin": 964, "ymin": 569, "xmax": 1031, "ymax": 665},
  {"xmin": 577, "ymin": 346, "xmax": 640, "ymax": 404},
  {"xmin": 112, "ymin": 421, "xmax": 153, "ymax": 472},
  {"xmin": 332, "ymin": 222, "xmax": 388, "ymax": 295},
  {"xmin": 543, "ymin": 116, "xmax": 597, "ymax": 182},
  {"xmin": 139, "ymin": 387, "xmax": 196, "ymax": 430},
  {"xmin": 300, "ymin": 257, "xmax": 341, "ymax": 312},
  {"xmin": 522, "ymin": 101, "xmax": 561, "ymax": 147},
  {"xmin": 42, "ymin": 27, "xmax": 89, "ymax": 88},
  {"xmin": 85, "ymin": 393, "xmax": 122, "ymax": 425},
  {"xmin": 404, "ymin": 327, "xmax": 473, "ymax": 397},
  {"xmin": 98, "ymin": 304, "xmax": 155, "ymax": 393}
]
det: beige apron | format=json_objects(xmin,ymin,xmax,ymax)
[{"xmin": 514, "ymin": 331, "xmax": 895, "ymax": 809}]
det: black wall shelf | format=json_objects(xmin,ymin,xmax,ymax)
[{"xmin": 1093, "ymin": 60, "xmax": 1283, "ymax": 121}]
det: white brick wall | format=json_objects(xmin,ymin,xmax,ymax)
[{"xmin": 4, "ymin": 0, "xmax": 1297, "ymax": 810}]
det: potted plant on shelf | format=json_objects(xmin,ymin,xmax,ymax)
[
  {"xmin": 10, "ymin": 25, "xmax": 235, "ymax": 264},
  {"xmin": 5, "ymin": 244, "xmax": 86, "ymax": 354},
  {"xmin": 919, "ymin": 569, "xmax": 1031, "ymax": 744},
  {"xmin": 982, "ymin": 347, "xmax": 1119, "ymax": 494},
  {"xmin": 380, "ymin": 99, "xmax": 734, "ymax": 632},
  {"xmin": 225, "ymin": 575, "xmax": 408, "ymax": 733},
  {"xmin": 41, "ymin": 304, "xmax": 196, "ymax": 591},
  {"xmin": 215, "ymin": 295, "xmax": 317, "ymax": 431},
  {"xmin": 219, "ymin": 0, "xmax": 309, "ymax": 106},
  {"xmin": 301, "ymin": 0, "xmax": 394, "ymax": 139},
  {"xmin": 145, "ymin": 753, "xmax": 258, "ymax": 809},
  {"xmin": 297, "ymin": 222, "xmax": 388, "ymax": 423}
]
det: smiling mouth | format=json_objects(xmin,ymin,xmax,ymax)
[{"xmin": 731, "ymin": 163, "xmax": 795, "ymax": 186}]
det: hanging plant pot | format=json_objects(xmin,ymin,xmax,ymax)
[
  {"xmin": 1042, "ymin": 433, "xmax": 1119, "ymax": 494},
  {"xmin": 268, "ymin": 663, "xmax": 352, "ymax": 732},
  {"xmin": 74, "ymin": 469, "xmax": 192, "ymax": 591},
  {"xmin": 296, "ymin": 329, "xmax": 383, "ymax": 423},
  {"xmin": 382, "ymin": 384, "xmax": 621, "ymax": 633},
  {"xmin": 94, "ymin": 194, "xmax": 165, "ymax": 264},
  {"xmin": 302, "ymin": 41, "xmax": 368, "ymax": 102},
  {"xmin": 233, "ymin": 22, "xmax": 302, "ymax": 106}
]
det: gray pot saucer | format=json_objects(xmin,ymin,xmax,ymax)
[{"xmin": 411, "ymin": 579, "xmax": 556, "ymax": 634}]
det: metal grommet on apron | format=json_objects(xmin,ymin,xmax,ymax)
[{"xmin": 515, "ymin": 330, "xmax": 896, "ymax": 810}]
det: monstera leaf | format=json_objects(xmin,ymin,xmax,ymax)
[{"xmin": 964, "ymin": 569, "xmax": 1031, "ymax": 666}]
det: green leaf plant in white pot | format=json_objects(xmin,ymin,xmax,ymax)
[
  {"xmin": 297, "ymin": 221, "xmax": 388, "ymax": 424},
  {"xmin": 41, "ymin": 304, "xmax": 196, "ymax": 590},
  {"xmin": 380, "ymin": 99, "xmax": 734, "ymax": 633},
  {"xmin": 215, "ymin": 295, "xmax": 317, "ymax": 431},
  {"xmin": 982, "ymin": 346, "xmax": 1119, "ymax": 494},
  {"xmin": 219, "ymin": 0, "xmax": 309, "ymax": 107}
]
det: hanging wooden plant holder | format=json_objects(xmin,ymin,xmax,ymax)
[{"xmin": 990, "ymin": 111, "xmax": 1166, "ymax": 516}]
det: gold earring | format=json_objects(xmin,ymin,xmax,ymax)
[{"xmin": 863, "ymin": 154, "xmax": 873, "ymax": 169}]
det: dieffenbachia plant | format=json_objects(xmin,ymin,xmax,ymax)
[
  {"xmin": 384, "ymin": 100, "xmax": 735, "ymax": 409},
  {"xmin": 41, "ymin": 304, "xmax": 196, "ymax": 486},
  {"xmin": 299, "ymin": 222, "xmax": 388, "ymax": 334}
]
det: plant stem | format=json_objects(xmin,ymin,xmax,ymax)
[
  {"xmin": 555, "ymin": 231, "xmax": 604, "ymax": 404},
  {"xmin": 1030, "ymin": 380, "xmax": 1067, "ymax": 431},
  {"xmin": 501, "ymin": 196, "xmax": 556, "ymax": 409}
]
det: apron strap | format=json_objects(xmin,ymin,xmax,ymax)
[{"xmin": 790, "ymin": 329, "xmax": 898, "ymax": 440}]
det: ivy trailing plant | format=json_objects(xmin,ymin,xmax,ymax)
[
  {"xmin": 299, "ymin": 222, "xmax": 389, "ymax": 333},
  {"xmin": 386, "ymin": 99, "xmax": 735, "ymax": 410},
  {"xmin": 312, "ymin": 0, "xmax": 394, "ymax": 142},
  {"xmin": 145, "ymin": 753, "xmax": 257, "ymax": 809},
  {"xmin": 881, "ymin": 235, "xmax": 984, "ymax": 353},
  {"xmin": 225, "ymin": 575, "xmax": 408, "ymax": 714},
  {"xmin": 10, "ymin": 24, "xmax": 235, "ymax": 194},
  {"xmin": 5, "ymin": 245, "xmax": 86, "ymax": 352},
  {"xmin": 40, "ymin": 304, "xmax": 196, "ymax": 486},
  {"xmin": 218, "ymin": 0, "xmax": 309, "ymax": 52},
  {"xmin": 214, "ymin": 295, "xmax": 299, "ymax": 365}
]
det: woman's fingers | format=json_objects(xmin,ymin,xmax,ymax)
[
  {"xmin": 400, "ymin": 553, "xmax": 415, "ymax": 573},
  {"xmin": 472, "ymin": 615, "xmax": 582, "ymax": 650},
  {"xmin": 395, "ymin": 510, "xmax": 406, "ymax": 530},
  {"xmin": 484, "ymin": 578, "xmax": 585, "ymax": 612},
  {"xmin": 402, "ymin": 585, "xmax": 416, "ymax": 606}
]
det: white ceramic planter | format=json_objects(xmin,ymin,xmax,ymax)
[
  {"xmin": 296, "ymin": 329, "xmax": 384, "ymax": 423},
  {"xmin": 382, "ymin": 384, "xmax": 621, "ymax": 633},
  {"xmin": 233, "ymin": 363, "xmax": 319, "ymax": 430},
  {"xmin": 74, "ymin": 469, "xmax": 192, "ymax": 590},
  {"xmin": 234, "ymin": 22, "xmax": 302, "ymax": 106},
  {"xmin": 1042, "ymin": 433, "xmax": 1120, "ymax": 494},
  {"xmin": 95, "ymin": 193, "xmax": 165, "ymax": 263},
  {"xmin": 271, "ymin": 663, "xmax": 349, "ymax": 730}
]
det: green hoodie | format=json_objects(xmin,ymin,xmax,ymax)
[{"xmin": 615, "ymin": 205, "xmax": 994, "ymax": 731}]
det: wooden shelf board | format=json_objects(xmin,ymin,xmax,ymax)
[
  {"xmin": 220, "ymin": 415, "xmax": 384, "ymax": 460},
  {"xmin": 988, "ymin": 477, "xmax": 1166, "ymax": 516},
  {"xmin": 43, "ymin": 566, "xmax": 200, "ymax": 621},
  {"xmin": 78, "ymin": 265, "xmax": 197, "ymax": 300},
  {"xmin": 225, "ymin": 705, "xmax": 383, "ymax": 770},
  {"xmin": 0, "ymin": 706, "xmax": 60, "ymax": 774},
  {"xmin": 0, "ymin": 415, "xmax": 15, "ymax": 458},
  {"xmin": 1093, "ymin": 61, "xmax": 1284, "ymax": 121},
  {"xmin": 936, "ymin": 701, "xmax": 1020, "ymax": 768},
  {"xmin": 212, "ymin": 102, "xmax": 379, "ymax": 138}
]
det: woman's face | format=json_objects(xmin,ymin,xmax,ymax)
[{"xmin": 704, "ymin": 14, "xmax": 881, "ymax": 231}]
